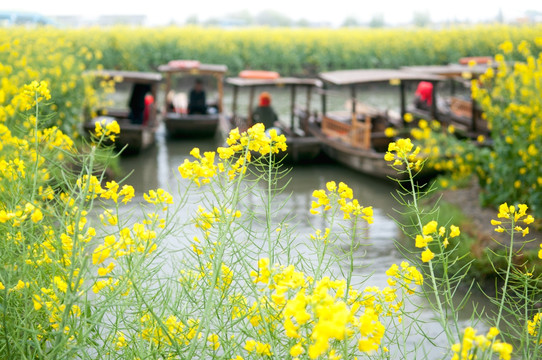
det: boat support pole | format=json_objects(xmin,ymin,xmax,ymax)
[
  {"xmin": 471, "ymin": 98, "xmax": 477, "ymax": 133},
  {"xmin": 321, "ymin": 82, "xmax": 327, "ymax": 119},
  {"xmin": 350, "ymin": 85, "xmax": 356, "ymax": 117},
  {"xmin": 151, "ymin": 83, "xmax": 158, "ymax": 128},
  {"xmin": 248, "ymin": 86, "xmax": 255, "ymax": 128},
  {"xmin": 431, "ymin": 81, "xmax": 438, "ymax": 121},
  {"xmin": 217, "ymin": 74, "xmax": 224, "ymax": 113},
  {"xmin": 305, "ymin": 85, "xmax": 312, "ymax": 133},
  {"xmin": 232, "ymin": 85, "xmax": 238, "ymax": 125},
  {"xmin": 165, "ymin": 72, "xmax": 172, "ymax": 120},
  {"xmin": 400, "ymin": 81, "xmax": 406, "ymax": 120},
  {"xmin": 290, "ymin": 85, "xmax": 296, "ymax": 131}
]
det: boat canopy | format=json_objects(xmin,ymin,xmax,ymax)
[
  {"xmin": 157, "ymin": 63, "xmax": 228, "ymax": 75},
  {"xmin": 319, "ymin": 69, "xmax": 445, "ymax": 86},
  {"xmin": 89, "ymin": 70, "xmax": 163, "ymax": 84},
  {"xmin": 401, "ymin": 64, "xmax": 492, "ymax": 78},
  {"xmin": 226, "ymin": 77, "xmax": 322, "ymax": 87}
]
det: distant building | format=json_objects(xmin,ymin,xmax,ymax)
[
  {"xmin": 48, "ymin": 14, "xmax": 147, "ymax": 28},
  {"xmin": 523, "ymin": 11, "xmax": 542, "ymax": 23},
  {"xmin": 51, "ymin": 15, "xmax": 82, "ymax": 28},
  {"xmin": 96, "ymin": 15, "xmax": 146, "ymax": 27},
  {"xmin": 0, "ymin": 11, "xmax": 56, "ymax": 27},
  {"xmin": 216, "ymin": 18, "xmax": 249, "ymax": 28}
]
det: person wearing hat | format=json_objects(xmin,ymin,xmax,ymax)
[
  {"xmin": 128, "ymin": 83, "xmax": 152, "ymax": 124},
  {"xmin": 414, "ymin": 81, "xmax": 433, "ymax": 111},
  {"xmin": 188, "ymin": 78, "xmax": 207, "ymax": 115},
  {"xmin": 252, "ymin": 92, "xmax": 279, "ymax": 129}
]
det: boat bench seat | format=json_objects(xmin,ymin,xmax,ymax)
[
  {"xmin": 100, "ymin": 108, "xmax": 130, "ymax": 118},
  {"xmin": 322, "ymin": 115, "xmax": 371, "ymax": 150}
]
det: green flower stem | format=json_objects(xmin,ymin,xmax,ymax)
[
  {"xmin": 53, "ymin": 144, "xmax": 99, "ymax": 359},
  {"xmin": 522, "ymin": 275, "xmax": 529, "ymax": 357},
  {"xmin": 438, "ymin": 229, "xmax": 461, "ymax": 338},
  {"xmin": 404, "ymin": 157, "xmax": 454, "ymax": 345},
  {"xmin": 184, "ymin": 142, "xmax": 253, "ymax": 359},
  {"xmin": 30, "ymin": 92, "xmax": 40, "ymax": 203},
  {"xmin": 345, "ymin": 217, "xmax": 358, "ymax": 301},
  {"xmin": 494, "ymin": 220, "xmax": 515, "ymax": 329},
  {"xmin": 313, "ymin": 204, "xmax": 338, "ymax": 283},
  {"xmin": 266, "ymin": 150, "xmax": 275, "ymax": 264},
  {"xmin": 487, "ymin": 218, "xmax": 516, "ymax": 359}
]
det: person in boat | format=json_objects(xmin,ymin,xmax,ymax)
[
  {"xmin": 414, "ymin": 81, "xmax": 433, "ymax": 111},
  {"xmin": 166, "ymin": 90, "xmax": 175, "ymax": 112},
  {"xmin": 129, "ymin": 83, "xmax": 152, "ymax": 125},
  {"xmin": 188, "ymin": 78, "xmax": 207, "ymax": 115},
  {"xmin": 252, "ymin": 92, "xmax": 279, "ymax": 130}
]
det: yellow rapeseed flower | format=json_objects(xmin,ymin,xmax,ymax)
[
  {"xmin": 415, "ymin": 235, "xmax": 432, "ymax": 248},
  {"xmin": 422, "ymin": 220, "xmax": 438, "ymax": 235},
  {"xmin": 421, "ymin": 249, "xmax": 434, "ymax": 262},
  {"xmin": 449, "ymin": 225, "xmax": 460, "ymax": 238}
]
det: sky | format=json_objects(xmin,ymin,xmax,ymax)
[{"xmin": 4, "ymin": 0, "xmax": 541, "ymax": 26}]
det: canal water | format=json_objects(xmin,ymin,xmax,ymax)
[
  {"xmin": 120, "ymin": 146, "xmax": 487, "ymax": 357},
  {"xmin": 117, "ymin": 83, "xmax": 485, "ymax": 358}
]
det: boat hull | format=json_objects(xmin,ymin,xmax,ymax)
[
  {"xmin": 164, "ymin": 113, "xmax": 220, "ymax": 138},
  {"xmin": 284, "ymin": 136, "xmax": 321, "ymax": 163},
  {"xmin": 83, "ymin": 119, "xmax": 156, "ymax": 156},
  {"xmin": 309, "ymin": 123, "xmax": 405, "ymax": 180}
]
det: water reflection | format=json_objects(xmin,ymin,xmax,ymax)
[{"xmin": 120, "ymin": 128, "xmax": 406, "ymax": 291}]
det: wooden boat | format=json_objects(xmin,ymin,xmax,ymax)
[
  {"xmin": 83, "ymin": 70, "xmax": 163, "ymax": 155},
  {"xmin": 401, "ymin": 63, "xmax": 494, "ymax": 137},
  {"xmin": 157, "ymin": 62, "xmax": 228, "ymax": 138},
  {"xmin": 310, "ymin": 69, "xmax": 445, "ymax": 180},
  {"xmin": 224, "ymin": 75, "xmax": 323, "ymax": 163}
]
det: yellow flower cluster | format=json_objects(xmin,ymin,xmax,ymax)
[
  {"xmin": 414, "ymin": 41, "xmax": 542, "ymax": 214},
  {"xmin": 408, "ymin": 118, "xmax": 478, "ymax": 188},
  {"xmin": 20, "ymin": 80, "xmax": 51, "ymax": 110},
  {"xmin": 178, "ymin": 260, "xmax": 236, "ymax": 293},
  {"xmin": 384, "ymin": 138, "xmax": 422, "ymax": 170},
  {"xmin": 26, "ymin": 211, "xmax": 96, "ymax": 268},
  {"xmin": 385, "ymin": 261, "xmax": 424, "ymax": 294},
  {"xmin": 190, "ymin": 206, "xmax": 242, "ymax": 253},
  {"xmin": 491, "ymin": 203, "xmax": 534, "ymax": 237},
  {"xmin": 32, "ymin": 286, "xmax": 83, "ymax": 331},
  {"xmin": 92, "ymin": 221, "xmax": 158, "ymax": 272},
  {"xmin": 139, "ymin": 313, "xmax": 201, "ymax": 348},
  {"xmin": 310, "ymin": 181, "xmax": 373, "ymax": 223},
  {"xmin": 451, "ymin": 327, "xmax": 512, "ymax": 360},
  {"xmin": 178, "ymin": 124, "xmax": 287, "ymax": 186},
  {"xmin": 0, "ymin": 202, "xmax": 44, "ymax": 225},
  {"xmin": 94, "ymin": 118, "xmax": 120, "ymax": 142},
  {"xmin": 247, "ymin": 258, "xmax": 423, "ymax": 358},
  {"xmin": 244, "ymin": 339, "xmax": 272, "ymax": 356},
  {"xmin": 143, "ymin": 188, "xmax": 174, "ymax": 211},
  {"xmin": 527, "ymin": 312, "xmax": 541, "ymax": 343},
  {"xmin": 23, "ymin": 215, "xmax": 91, "ymax": 331},
  {"xmin": 7, "ymin": 24, "xmax": 542, "ymax": 81},
  {"xmin": 34, "ymin": 126, "xmax": 75, "ymax": 155},
  {"xmin": 114, "ymin": 331, "xmax": 127, "ymax": 349},
  {"xmin": 207, "ymin": 333, "xmax": 220, "ymax": 351},
  {"xmin": 415, "ymin": 221, "xmax": 461, "ymax": 262},
  {"xmin": 76, "ymin": 176, "xmax": 135, "ymax": 203},
  {"xmin": 0, "ymin": 31, "xmax": 105, "ymax": 137},
  {"xmin": 80, "ymin": 184, "xmax": 168, "ymax": 295},
  {"xmin": 0, "ymin": 85, "xmax": 104, "ymax": 346}
]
